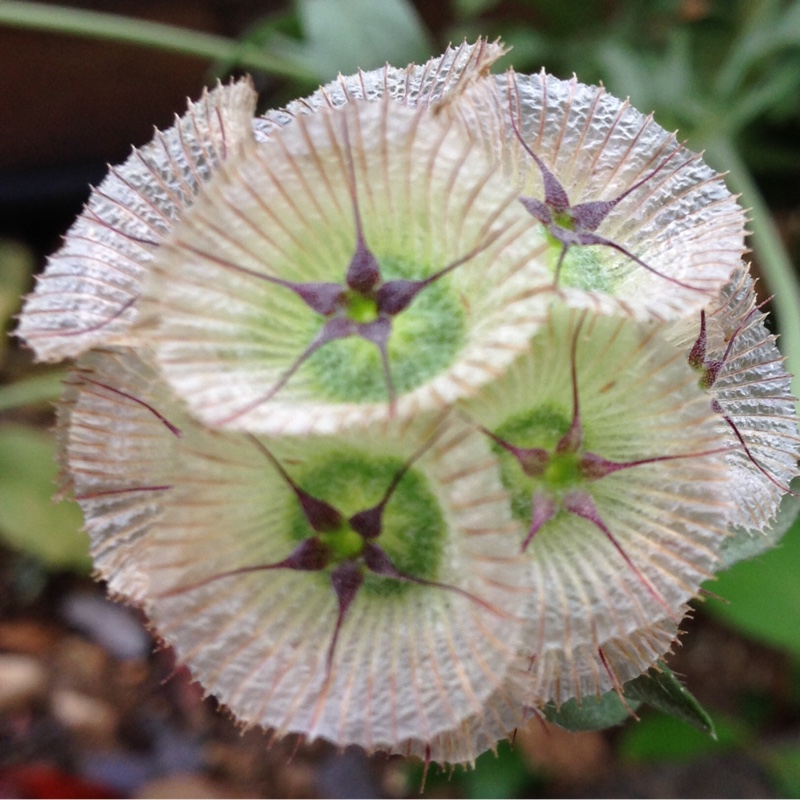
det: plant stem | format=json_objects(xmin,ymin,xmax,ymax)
[
  {"xmin": 707, "ymin": 136, "xmax": 800, "ymax": 400},
  {"xmin": 0, "ymin": 371, "xmax": 67, "ymax": 412},
  {"xmin": 0, "ymin": 1, "xmax": 317, "ymax": 82}
]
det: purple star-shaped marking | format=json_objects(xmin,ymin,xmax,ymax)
[{"xmin": 507, "ymin": 95, "xmax": 704, "ymax": 294}]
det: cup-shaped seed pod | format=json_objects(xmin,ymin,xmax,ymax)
[
  {"xmin": 667, "ymin": 265, "xmax": 800, "ymax": 532},
  {"xmin": 56, "ymin": 348, "xmax": 532, "ymax": 753},
  {"xmin": 461, "ymin": 307, "xmax": 733, "ymax": 705},
  {"xmin": 143, "ymin": 96, "xmax": 553, "ymax": 436},
  {"xmin": 453, "ymin": 69, "xmax": 746, "ymax": 321},
  {"xmin": 16, "ymin": 80, "xmax": 259, "ymax": 362},
  {"xmin": 15, "ymin": 40, "xmax": 508, "ymax": 366}
]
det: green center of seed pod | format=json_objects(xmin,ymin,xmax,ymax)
[
  {"xmin": 319, "ymin": 523, "xmax": 365, "ymax": 563},
  {"xmin": 288, "ymin": 453, "xmax": 447, "ymax": 596},
  {"xmin": 492, "ymin": 406, "xmax": 580, "ymax": 519},
  {"xmin": 304, "ymin": 256, "xmax": 465, "ymax": 403},
  {"xmin": 543, "ymin": 451, "xmax": 582, "ymax": 487},
  {"xmin": 345, "ymin": 291, "xmax": 380, "ymax": 324}
]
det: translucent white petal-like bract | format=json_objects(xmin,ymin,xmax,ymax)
[
  {"xmin": 254, "ymin": 37, "xmax": 508, "ymax": 138},
  {"xmin": 147, "ymin": 96, "xmax": 552, "ymax": 435},
  {"xmin": 668, "ymin": 267, "xmax": 800, "ymax": 531}
]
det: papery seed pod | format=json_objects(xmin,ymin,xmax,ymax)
[
  {"xmin": 453, "ymin": 69, "xmax": 746, "ymax": 321},
  {"xmin": 57, "ymin": 348, "xmax": 532, "ymax": 752},
  {"xmin": 17, "ymin": 80, "xmax": 258, "ymax": 361},
  {"xmin": 142, "ymin": 96, "xmax": 552, "ymax": 435},
  {"xmin": 461, "ymin": 307, "xmax": 732, "ymax": 705},
  {"xmin": 668, "ymin": 265, "xmax": 800, "ymax": 531},
  {"xmin": 16, "ymin": 40, "xmax": 508, "ymax": 366}
]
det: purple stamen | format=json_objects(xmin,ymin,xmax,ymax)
[
  {"xmin": 327, "ymin": 561, "xmax": 365, "ymax": 674},
  {"xmin": 155, "ymin": 536, "xmax": 331, "ymax": 598},
  {"xmin": 215, "ymin": 317, "xmax": 357, "ymax": 426},
  {"xmin": 520, "ymin": 491, "xmax": 558, "ymax": 552},
  {"xmin": 361, "ymin": 543, "xmax": 505, "ymax": 617},
  {"xmin": 688, "ymin": 301, "xmax": 798, "ymax": 496},
  {"xmin": 579, "ymin": 446, "xmax": 732, "ymax": 481},
  {"xmin": 348, "ymin": 422, "xmax": 447, "ymax": 539},
  {"xmin": 355, "ymin": 316, "xmax": 395, "ymax": 411},
  {"xmin": 248, "ymin": 435, "xmax": 344, "ymax": 533},
  {"xmin": 376, "ymin": 230, "xmax": 503, "ymax": 317}
]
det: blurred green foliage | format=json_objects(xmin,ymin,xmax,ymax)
[
  {"xmin": 618, "ymin": 710, "xmax": 745, "ymax": 762},
  {"xmin": 707, "ymin": 514, "xmax": 800, "ymax": 659},
  {"xmin": 0, "ymin": 241, "xmax": 88, "ymax": 571}
]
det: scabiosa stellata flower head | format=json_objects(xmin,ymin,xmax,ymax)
[
  {"xmin": 57, "ymin": 348, "xmax": 532, "ymax": 751},
  {"xmin": 455, "ymin": 69, "xmax": 747, "ymax": 320},
  {"xmin": 17, "ymin": 38, "xmax": 800, "ymax": 769}
]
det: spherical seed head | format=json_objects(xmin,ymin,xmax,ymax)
[
  {"xmin": 16, "ymin": 80, "xmax": 259, "ymax": 362},
  {"xmin": 462, "ymin": 306, "xmax": 733, "ymax": 705},
  {"xmin": 145, "ymin": 97, "xmax": 553, "ymax": 436},
  {"xmin": 57, "ymin": 349, "xmax": 532, "ymax": 753},
  {"xmin": 454, "ymin": 70, "xmax": 747, "ymax": 321}
]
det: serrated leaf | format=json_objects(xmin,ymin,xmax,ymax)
[
  {"xmin": 0, "ymin": 425, "xmax": 89, "ymax": 571},
  {"xmin": 543, "ymin": 689, "xmax": 638, "ymax": 732},
  {"xmin": 296, "ymin": 0, "xmax": 433, "ymax": 80},
  {"xmin": 623, "ymin": 663, "xmax": 715, "ymax": 736}
]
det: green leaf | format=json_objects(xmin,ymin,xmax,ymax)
[
  {"xmin": 623, "ymin": 663, "xmax": 715, "ymax": 736},
  {"xmin": 295, "ymin": 0, "xmax": 433, "ymax": 81},
  {"xmin": 618, "ymin": 711, "xmax": 743, "ymax": 763},
  {"xmin": 704, "ymin": 512, "xmax": 800, "ymax": 659},
  {"xmin": 543, "ymin": 689, "xmax": 638, "ymax": 731},
  {"xmin": 544, "ymin": 663, "xmax": 714, "ymax": 736},
  {"xmin": 719, "ymin": 478, "xmax": 800, "ymax": 569},
  {"xmin": 0, "ymin": 424, "xmax": 89, "ymax": 570}
]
